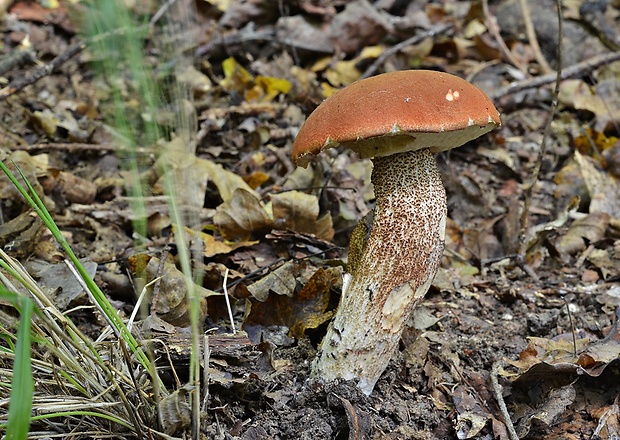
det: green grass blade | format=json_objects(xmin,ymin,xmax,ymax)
[
  {"xmin": 0, "ymin": 160, "xmax": 152, "ymax": 371},
  {"xmin": 2, "ymin": 290, "xmax": 34, "ymax": 440}
]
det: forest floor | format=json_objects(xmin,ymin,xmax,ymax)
[{"xmin": 1, "ymin": 0, "xmax": 620, "ymax": 439}]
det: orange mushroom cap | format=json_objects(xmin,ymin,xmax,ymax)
[{"xmin": 292, "ymin": 70, "xmax": 501, "ymax": 167}]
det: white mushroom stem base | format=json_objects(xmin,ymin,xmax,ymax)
[{"xmin": 311, "ymin": 148, "xmax": 447, "ymax": 395}]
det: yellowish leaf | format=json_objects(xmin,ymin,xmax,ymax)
[
  {"xmin": 220, "ymin": 56, "xmax": 254, "ymax": 92},
  {"xmin": 325, "ymin": 59, "xmax": 361, "ymax": 87},
  {"xmin": 252, "ymin": 76, "xmax": 292, "ymax": 101},
  {"xmin": 321, "ymin": 82, "xmax": 340, "ymax": 98}
]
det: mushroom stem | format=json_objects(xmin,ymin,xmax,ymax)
[{"xmin": 311, "ymin": 148, "xmax": 447, "ymax": 395}]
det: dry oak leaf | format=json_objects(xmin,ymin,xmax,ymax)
[
  {"xmin": 178, "ymin": 225, "xmax": 259, "ymax": 258},
  {"xmin": 328, "ymin": 0, "xmax": 392, "ymax": 55},
  {"xmin": 142, "ymin": 256, "xmax": 217, "ymax": 326},
  {"xmin": 243, "ymin": 266, "xmax": 340, "ymax": 342},
  {"xmin": 556, "ymin": 212, "xmax": 611, "ymax": 255},
  {"xmin": 269, "ymin": 190, "xmax": 334, "ymax": 241},
  {"xmin": 214, "ymin": 188, "xmax": 273, "ymax": 241},
  {"xmin": 247, "ymin": 260, "xmax": 297, "ymax": 302},
  {"xmin": 559, "ymin": 76, "xmax": 620, "ymax": 132},
  {"xmin": 453, "ymin": 385, "xmax": 492, "ymax": 439},
  {"xmin": 575, "ymin": 151, "xmax": 620, "ymax": 217},
  {"xmin": 588, "ymin": 250, "xmax": 620, "ymax": 281},
  {"xmin": 154, "ymin": 150, "xmax": 254, "ymax": 205}
]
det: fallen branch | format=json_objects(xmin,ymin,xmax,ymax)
[
  {"xmin": 482, "ymin": 0, "xmax": 527, "ymax": 73},
  {"xmin": 0, "ymin": 41, "xmax": 85, "ymax": 101},
  {"xmin": 518, "ymin": 0, "xmax": 553, "ymax": 73},
  {"xmin": 516, "ymin": 0, "xmax": 564, "ymax": 276},
  {"xmin": 490, "ymin": 51, "xmax": 620, "ymax": 100},
  {"xmin": 491, "ymin": 361, "xmax": 520, "ymax": 440},
  {"xmin": 0, "ymin": 23, "xmax": 151, "ymax": 102}
]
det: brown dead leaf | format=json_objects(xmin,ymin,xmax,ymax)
[
  {"xmin": 554, "ymin": 160, "xmax": 588, "ymax": 207},
  {"xmin": 575, "ymin": 318, "xmax": 620, "ymax": 376},
  {"xmin": 152, "ymin": 150, "xmax": 208, "ymax": 208},
  {"xmin": 559, "ymin": 76, "xmax": 620, "ymax": 131},
  {"xmin": 0, "ymin": 211, "xmax": 44, "ymax": 259},
  {"xmin": 153, "ymin": 150, "xmax": 259, "ymax": 225},
  {"xmin": 526, "ymin": 196, "xmax": 579, "ymax": 260},
  {"xmin": 556, "ymin": 212, "xmax": 610, "ymax": 255},
  {"xmin": 214, "ymin": 188, "xmax": 273, "ymax": 241},
  {"xmin": 179, "ymin": 225, "xmax": 259, "ymax": 258},
  {"xmin": 603, "ymin": 140, "xmax": 620, "ymax": 178},
  {"xmin": 247, "ymin": 260, "xmax": 298, "ymax": 301},
  {"xmin": 10, "ymin": 1, "xmax": 74, "ymax": 33},
  {"xmin": 452, "ymin": 385, "xmax": 492, "ymax": 439},
  {"xmin": 27, "ymin": 258, "xmax": 97, "ymax": 310},
  {"xmin": 591, "ymin": 401, "xmax": 620, "ymax": 439},
  {"xmin": 575, "ymin": 151, "xmax": 620, "ymax": 217},
  {"xmin": 228, "ymin": 242, "xmax": 281, "ymax": 274},
  {"xmin": 142, "ymin": 256, "xmax": 216, "ymax": 326},
  {"xmin": 199, "ymin": 157, "xmax": 256, "ymax": 203},
  {"xmin": 288, "ymin": 267, "xmax": 339, "ymax": 339},
  {"xmin": 1, "ymin": 151, "xmax": 50, "ymax": 207},
  {"xmin": 57, "ymin": 171, "xmax": 98, "ymax": 204},
  {"xmin": 506, "ymin": 325, "xmax": 620, "ymax": 435},
  {"xmin": 328, "ymin": 0, "xmax": 392, "ymax": 55},
  {"xmin": 588, "ymin": 250, "xmax": 620, "ymax": 281},
  {"xmin": 270, "ymin": 191, "xmax": 334, "ymax": 241},
  {"xmin": 402, "ymin": 330, "xmax": 431, "ymax": 373},
  {"xmin": 32, "ymin": 109, "xmax": 59, "ymax": 137},
  {"xmin": 275, "ymin": 16, "xmax": 334, "ymax": 55},
  {"xmin": 218, "ymin": 0, "xmax": 278, "ymax": 28},
  {"xmin": 243, "ymin": 266, "xmax": 340, "ymax": 342},
  {"xmin": 515, "ymin": 385, "xmax": 576, "ymax": 438},
  {"xmin": 506, "ymin": 336, "xmax": 590, "ymax": 374},
  {"xmin": 176, "ymin": 64, "xmax": 212, "ymax": 97}
]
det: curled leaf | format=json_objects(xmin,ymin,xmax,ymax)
[
  {"xmin": 214, "ymin": 188, "xmax": 273, "ymax": 240},
  {"xmin": 270, "ymin": 190, "xmax": 334, "ymax": 241}
]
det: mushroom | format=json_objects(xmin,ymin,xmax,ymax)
[{"xmin": 292, "ymin": 70, "xmax": 501, "ymax": 395}]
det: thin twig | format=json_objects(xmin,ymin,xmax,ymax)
[
  {"xmin": 0, "ymin": 23, "xmax": 152, "ymax": 101},
  {"xmin": 490, "ymin": 51, "xmax": 620, "ymax": 100},
  {"xmin": 0, "ymin": 41, "xmax": 86, "ymax": 101},
  {"xmin": 482, "ymin": 0, "xmax": 527, "ymax": 73},
  {"xmin": 149, "ymin": 0, "xmax": 177, "ymax": 28},
  {"xmin": 194, "ymin": 25, "xmax": 276, "ymax": 58},
  {"xmin": 218, "ymin": 245, "xmax": 341, "ymax": 292},
  {"xmin": 518, "ymin": 0, "xmax": 553, "ymax": 73},
  {"xmin": 360, "ymin": 23, "xmax": 454, "ymax": 79},
  {"xmin": 10, "ymin": 142, "xmax": 157, "ymax": 156},
  {"xmin": 598, "ymin": 307, "xmax": 620, "ymax": 344},
  {"xmin": 517, "ymin": 0, "xmax": 563, "ymax": 261},
  {"xmin": 11, "ymin": 142, "xmax": 115, "ymax": 152},
  {"xmin": 491, "ymin": 361, "xmax": 520, "ymax": 440}
]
